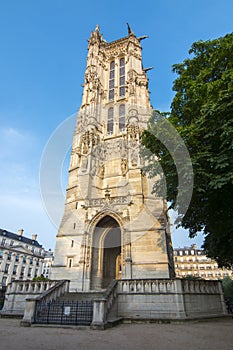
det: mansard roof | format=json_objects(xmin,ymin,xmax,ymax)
[{"xmin": 0, "ymin": 228, "xmax": 42, "ymax": 248}]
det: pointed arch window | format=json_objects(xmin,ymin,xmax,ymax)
[
  {"xmin": 107, "ymin": 107, "xmax": 114, "ymax": 135},
  {"xmin": 119, "ymin": 58, "xmax": 125, "ymax": 97},
  {"xmin": 119, "ymin": 104, "xmax": 125, "ymax": 132},
  {"xmin": 109, "ymin": 61, "xmax": 115, "ymax": 101}
]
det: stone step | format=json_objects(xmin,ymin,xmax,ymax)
[
  {"xmin": 106, "ymin": 317, "xmax": 123, "ymax": 328},
  {"xmin": 58, "ymin": 291, "xmax": 105, "ymax": 302}
]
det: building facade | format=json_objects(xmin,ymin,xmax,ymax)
[
  {"xmin": 51, "ymin": 25, "xmax": 175, "ymax": 291},
  {"xmin": 0, "ymin": 228, "xmax": 45, "ymax": 289},
  {"xmin": 42, "ymin": 249, "xmax": 54, "ymax": 279},
  {"xmin": 174, "ymin": 244, "xmax": 233, "ymax": 280}
]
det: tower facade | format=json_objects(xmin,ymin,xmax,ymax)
[{"xmin": 51, "ymin": 26, "xmax": 174, "ymax": 291}]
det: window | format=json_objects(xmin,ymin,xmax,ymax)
[
  {"xmin": 179, "ymin": 251, "xmax": 183, "ymax": 256},
  {"xmin": 28, "ymin": 267, "xmax": 32, "ymax": 277},
  {"xmin": 109, "ymin": 61, "xmax": 115, "ymax": 100},
  {"xmin": 23, "ymin": 255, "xmax": 26, "ymax": 263},
  {"xmin": 7, "ymin": 252, "xmax": 12, "ymax": 260},
  {"xmin": 10, "ymin": 240, "xmax": 14, "ymax": 247},
  {"xmin": 15, "ymin": 254, "xmax": 19, "ymax": 262},
  {"xmin": 71, "ymin": 240, "xmax": 74, "ymax": 248},
  {"xmin": 0, "ymin": 249, "xmax": 3, "ymax": 259},
  {"xmin": 68, "ymin": 258, "xmax": 73, "ymax": 268},
  {"xmin": 119, "ymin": 58, "xmax": 125, "ymax": 97},
  {"xmin": 13, "ymin": 265, "xmax": 17, "ymax": 275},
  {"xmin": 2, "ymin": 276, "xmax": 7, "ymax": 286},
  {"xmin": 107, "ymin": 107, "xmax": 114, "ymax": 134},
  {"xmin": 1, "ymin": 238, "xmax": 6, "ymax": 247},
  {"xmin": 119, "ymin": 104, "xmax": 125, "ymax": 132},
  {"xmin": 20, "ymin": 266, "xmax": 25, "ymax": 278},
  {"xmin": 5, "ymin": 263, "xmax": 10, "ymax": 273}
]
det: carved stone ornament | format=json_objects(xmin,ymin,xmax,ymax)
[
  {"xmin": 121, "ymin": 158, "xmax": 128, "ymax": 176},
  {"xmin": 88, "ymin": 25, "xmax": 103, "ymax": 47}
]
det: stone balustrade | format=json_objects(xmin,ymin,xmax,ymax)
[
  {"xmin": 33, "ymin": 280, "xmax": 70, "ymax": 304},
  {"xmin": 104, "ymin": 279, "xmax": 118, "ymax": 320},
  {"xmin": 117, "ymin": 278, "xmax": 222, "ymax": 295},
  {"xmin": 89, "ymin": 279, "xmax": 226, "ymax": 329},
  {"xmin": 1, "ymin": 278, "xmax": 227, "ymax": 328},
  {"xmin": 20, "ymin": 280, "xmax": 70, "ymax": 326},
  {"xmin": 181, "ymin": 279, "xmax": 221, "ymax": 294},
  {"xmin": 1, "ymin": 280, "xmax": 70, "ymax": 319},
  {"xmin": 118, "ymin": 279, "xmax": 177, "ymax": 294},
  {"xmin": 91, "ymin": 279, "xmax": 118, "ymax": 329},
  {"xmin": 116, "ymin": 278, "xmax": 226, "ymax": 321},
  {"xmin": 7, "ymin": 280, "xmax": 57, "ymax": 295}
]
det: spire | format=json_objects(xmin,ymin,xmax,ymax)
[
  {"xmin": 126, "ymin": 23, "xmax": 134, "ymax": 35},
  {"xmin": 89, "ymin": 24, "xmax": 102, "ymax": 45},
  {"xmin": 95, "ymin": 24, "xmax": 100, "ymax": 32}
]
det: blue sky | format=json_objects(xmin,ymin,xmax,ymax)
[{"xmin": 0, "ymin": 0, "xmax": 232, "ymax": 250}]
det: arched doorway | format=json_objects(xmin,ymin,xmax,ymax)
[{"xmin": 90, "ymin": 215, "xmax": 121, "ymax": 290}]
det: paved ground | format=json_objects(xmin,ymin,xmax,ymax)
[{"xmin": 0, "ymin": 318, "xmax": 232, "ymax": 350}]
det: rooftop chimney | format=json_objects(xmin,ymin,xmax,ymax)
[
  {"xmin": 32, "ymin": 234, "xmax": 37, "ymax": 241},
  {"xmin": 18, "ymin": 229, "xmax": 24, "ymax": 236}
]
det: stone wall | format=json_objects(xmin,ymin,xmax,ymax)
[
  {"xmin": 181, "ymin": 279, "xmax": 226, "ymax": 318},
  {"xmin": 0, "ymin": 280, "xmax": 58, "ymax": 316},
  {"xmin": 116, "ymin": 279, "xmax": 227, "ymax": 320}
]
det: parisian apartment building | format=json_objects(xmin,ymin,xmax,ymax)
[
  {"xmin": 0, "ymin": 228, "xmax": 46, "ymax": 290},
  {"xmin": 42, "ymin": 249, "xmax": 54, "ymax": 279},
  {"xmin": 174, "ymin": 244, "xmax": 233, "ymax": 280}
]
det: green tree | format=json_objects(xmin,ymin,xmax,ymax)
[
  {"xmin": 222, "ymin": 276, "xmax": 233, "ymax": 302},
  {"xmin": 141, "ymin": 33, "xmax": 233, "ymax": 267},
  {"xmin": 33, "ymin": 274, "xmax": 49, "ymax": 281}
]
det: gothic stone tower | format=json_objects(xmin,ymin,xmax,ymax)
[{"xmin": 51, "ymin": 25, "xmax": 174, "ymax": 291}]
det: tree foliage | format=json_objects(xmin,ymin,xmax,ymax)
[
  {"xmin": 33, "ymin": 275, "xmax": 50, "ymax": 281},
  {"xmin": 141, "ymin": 33, "xmax": 233, "ymax": 267},
  {"xmin": 222, "ymin": 276, "xmax": 233, "ymax": 302}
]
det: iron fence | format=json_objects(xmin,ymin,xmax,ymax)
[{"xmin": 34, "ymin": 300, "xmax": 93, "ymax": 325}]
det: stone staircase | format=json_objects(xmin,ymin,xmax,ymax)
[
  {"xmin": 58, "ymin": 291, "xmax": 104, "ymax": 302},
  {"xmin": 21, "ymin": 279, "xmax": 121, "ymax": 329}
]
